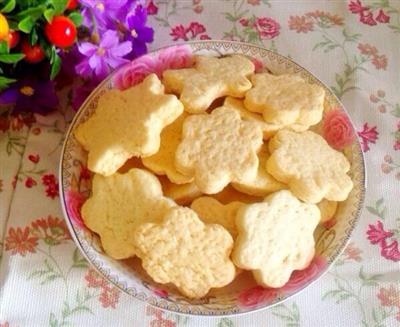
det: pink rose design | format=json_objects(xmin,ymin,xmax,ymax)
[
  {"xmin": 256, "ymin": 17, "xmax": 280, "ymax": 39},
  {"xmin": 323, "ymin": 217, "xmax": 337, "ymax": 229},
  {"xmin": 357, "ymin": 123, "xmax": 379, "ymax": 152},
  {"xmin": 375, "ymin": 9, "xmax": 390, "ymax": 23},
  {"xmin": 360, "ymin": 11, "xmax": 377, "ymax": 25},
  {"xmin": 187, "ymin": 22, "xmax": 206, "ymax": 38},
  {"xmin": 348, "ymin": 0, "xmax": 369, "ymax": 15},
  {"xmin": 381, "ymin": 240, "xmax": 400, "ymax": 262},
  {"xmin": 170, "ymin": 24, "xmax": 189, "ymax": 41},
  {"xmin": 251, "ymin": 58, "xmax": 264, "ymax": 73},
  {"xmin": 237, "ymin": 286, "xmax": 278, "ymax": 308},
  {"xmin": 153, "ymin": 288, "xmax": 168, "ymax": 298},
  {"xmin": 281, "ymin": 255, "xmax": 327, "ymax": 294},
  {"xmin": 157, "ymin": 45, "xmax": 194, "ymax": 71},
  {"xmin": 113, "ymin": 46, "xmax": 193, "ymax": 90},
  {"xmin": 146, "ymin": 0, "xmax": 158, "ymax": 15},
  {"xmin": 394, "ymin": 140, "xmax": 400, "ymax": 151},
  {"xmin": 366, "ymin": 221, "xmax": 393, "ymax": 245},
  {"xmin": 323, "ymin": 109, "xmax": 355, "ymax": 150},
  {"xmin": 113, "ymin": 54, "xmax": 157, "ymax": 90},
  {"xmin": 65, "ymin": 190, "xmax": 87, "ymax": 228}
]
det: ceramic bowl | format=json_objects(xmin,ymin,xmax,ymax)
[{"xmin": 59, "ymin": 40, "xmax": 366, "ymax": 316}]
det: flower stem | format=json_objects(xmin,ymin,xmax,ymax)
[
  {"xmin": 329, "ymin": 267, "xmax": 368, "ymax": 324},
  {"xmin": 89, "ymin": 8, "xmax": 100, "ymax": 44}
]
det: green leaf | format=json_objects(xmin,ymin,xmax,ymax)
[
  {"xmin": 391, "ymin": 104, "xmax": 400, "ymax": 117},
  {"xmin": 50, "ymin": 52, "xmax": 61, "ymax": 79},
  {"xmin": 18, "ymin": 16, "xmax": 35, "ymax": 33},
  {"xmin": 0, "ymin": 53, "xmax": 25, "ymax": 63},
  {"xmin": 218, "ymin": 318, "xmax": 234, "ymax": 327},
  {"xmin": 366, "ymin": 206, "xmax": 380, "ymax": 217},
  {"xmin": 44, "ymin": 8, "xmax": 55, "ymax": 23},
  {"xmin": 68, "ymin": 12, "xmax": 83, "ymax": 27},
  {"xmin": 53, "ymin": 0, "xmax": 68, "ymax": 15},
  {"xmin": 61, "ymin": 301, "xmax": 71, "ymax": 318},
  {"xmin": 335, "ymin": 73, "xmax": 344, "ymax": 87},
  {"xmin": 224, "ymin": 13, "xmax": 237, "ymax": 22},
  {"xmin": 30, "ymin": 28, "xmax": 38, "ymax": 45},
  {"xmin": 376, "ymin": 198, "xmax": 384, "ymax": 207},
  {"xmin": 15, "ymin": 5, "xmax": 46, "ymax": 20},
  {"xmin": 49, "ymin": 312, "xmax": 59, "ymax": 327},
  {"xmin": 72, "ymin": 248, "xmax": 88, "ymax": 268},
  {"xmin": 261, "ymin": 0, "xmax": 271, "ymax": 6},
  {"xmin": 0, "ymin": 40, "xmax": 8, "ymax": 54},
  {"xmin": 1, "ymin": 0, "xmax": 16, "ymax": 13}
]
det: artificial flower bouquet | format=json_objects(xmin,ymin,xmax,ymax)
[{"xmin": 0, "ymin": 0, "xmax": 154, "ymax": 115}]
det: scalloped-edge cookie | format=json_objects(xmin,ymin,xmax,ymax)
[
  {"xmin": 81, "ymin": 168, "xmax": 175, "ymax": 259},
  {"xmin": 317, "ymin": 199, "xmax": 338, "ymax": 223},
  {"xmin": 160, "ymin": 177, "xmax": 203, "ymax": 206},
  {"xmin": 74, "ymin": 74, "xmax": 183, "ymax": 176},
  {"xmin": 223, "ymin": 97, "xmax": 281, "ymax": 139},
  {"xmin": 142, "ymin": 113, "xmax": 193, "ymax": 184},
  {"xmin": 267, "ymin": 130, "xmax": 353, "ymax": 203},
  {"xmin": 232, "ymin": 190, "xmax": 320, "ymax": 288},
  {"xmin": 244, "ymin": 73, "xmax": 325, "ymax": 130},
  {"xmin": 232, "ymin": 144, "xmax": 286, "ymax": 196},
  {"xmin": 163, "ymin": 55, "xmax": 255, "ymax": 113},
  {"xmin": 134, "ymin": 206, "xmax": 236, "ymax": 298},
  {"xmin": 175, "ymin": 107, "xmax": 263, "ymax": 194},
  {"xmin": 191, "ymin": 197, "xmax": 243, "ymax": 238}
]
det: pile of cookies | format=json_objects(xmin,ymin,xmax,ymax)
[{"xmin": 74, "ymin": 55, "xmax": 354, "ymax": 299}]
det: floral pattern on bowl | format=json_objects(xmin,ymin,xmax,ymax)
[{"xmin": 59, "ymin": 40, "xmax": 366, "ymax": 316}]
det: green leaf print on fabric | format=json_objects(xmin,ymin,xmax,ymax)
[
  {"xmin": 217, "ymin": 317, "xmax": 235, "ymax": 327},
  {"xmin": 288, "ymin": 11, "xmax": 388, "ymax": 99},
  {"xmin": 222, "ymin": 0, "xmax": 280, "ymax": 51},
  {"xmin": 366, "ymin": 198, "xmax": 387, "ymax": 219},
  {"xmin": 271, "ymin": 302, "xmax": 301, "ymax": 327}
]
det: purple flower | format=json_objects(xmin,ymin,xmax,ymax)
[
  {"xmin": 125, "ymin": 6, "xmax": 154, "ymax": 58},
  {"xmin": 0, "ymin": 79, "xmax": 58, "ymax": 115},
  {"xmin": 76, "ymin": 30, "xmax": 132, "ymax": 79},
  {"xmin": 80, "ymin": 0, "xmax": 129, "ymax": 30}
]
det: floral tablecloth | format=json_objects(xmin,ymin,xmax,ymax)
[{"xmin": 1, "ymin": 1, "xmax": 400, "ymax": 326}]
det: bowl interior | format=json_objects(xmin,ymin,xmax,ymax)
[{"xmin": 60, "ymin": 41, "xmax": 365, "ymax": 316}]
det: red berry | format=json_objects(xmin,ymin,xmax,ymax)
[
  {"xmin": 66, "ymin": 0, "xmax": 79, "ymax": 10},
  {"xmin": 21, "ymin": 40, "xmax": 45, "ymax": 63},
  {"xmin": 7, "ymin": 30, "xmax": 20, "ymax": 49},
  {"xmin": 45, "ymin": 16, "xmax": 77, "ymax": 48}
]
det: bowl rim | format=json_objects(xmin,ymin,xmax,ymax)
[{"xmin": 59, "ymin": 39, "xmax": 367, "ymax": 317}]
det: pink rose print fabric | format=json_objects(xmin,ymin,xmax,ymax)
[
  {"xmin": 113, "ymin": 45, "xmax": 193, "ymax": 90},
  {"xmin": 1, "ymin": 1, "xmax": 400, "ymax": 326}
]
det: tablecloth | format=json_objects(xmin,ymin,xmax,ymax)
[{"xmin": 0, "ymin": 1, "xmax": 399, "ymax": 326}]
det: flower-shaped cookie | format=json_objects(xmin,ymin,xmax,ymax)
[
  {"xmin": 317, "ymin": 200, "xmax": 338, "ymax": 223},
  {"xmin": 191, "ymin": 197, "xmax": 244, "ymax": 238},
  {"xmin": 81, "ymin": 168, "xmax": 175, "ymax": 259},
  {"xmin": 267, "ymin": 130, "xmax": 354, "ymax": 203},
  {"xmin": 142, "ymin": 113, "xmax": 192, "ymax": 184},
  {"xmin": 163, "ymin": 55, "xmax": 255, "ymax": 113},
  {"xmin": 244, "ymin": 73, "xmax": 325, "ymax": 130},
  {"xmin": 175, "ymin": 107, "xmax": 263, "ymax": 194},
  {"xmin": 232, "ymin": 190, "xmax": 320, "ymax": 288},
  {"xmin": 223, "ymin": 97, "xmax": 281, "ymax": 139},
  {"xmin": 160, "ymin": 177, "xmax": 202, "ymax": 206},
  {"xmin": 74, "ymin": 74, "xmax": 183, "ymax": 176},
  {"xmin": 232, "ymin": 144, "xmax": 286, "ymax": 196},
  {"xmin": 134, "ymin": 207, "xmax": 236, "ymax": 298}
]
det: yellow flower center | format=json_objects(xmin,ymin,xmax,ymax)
[
  {"xmin": 96, "ymin": 47, "xmax": 105, "ymax": 56},
  {"xmin": 20, "ymin": 86, "xmax": 34, "ymax": 96},
  {"xmin": 131, "ymin": 29, "xmax": 138, "ymax": 38},
  {"xmin": 96, "ymin": 2, "xmax": 105, "ymax": 11}
]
